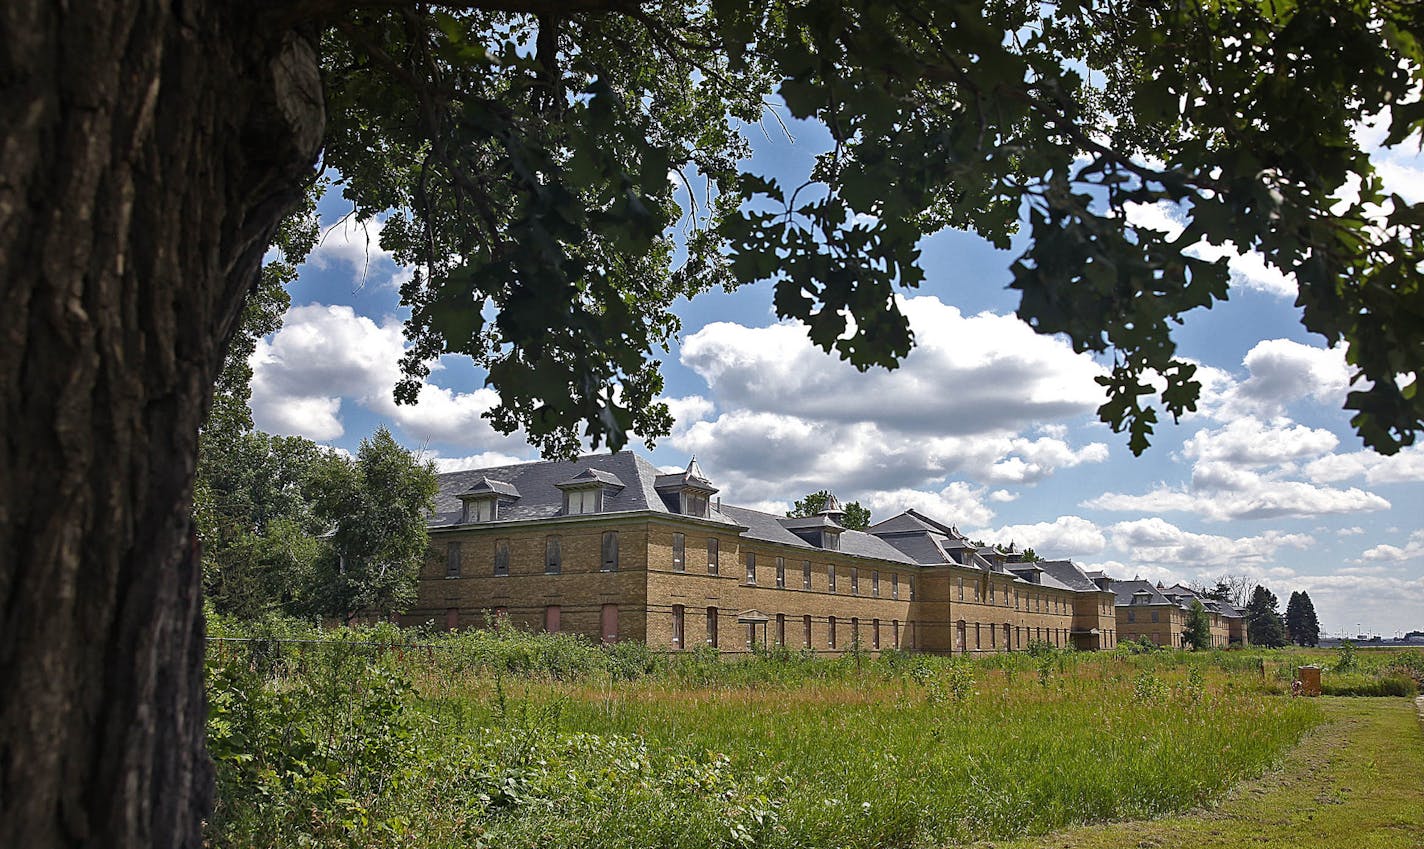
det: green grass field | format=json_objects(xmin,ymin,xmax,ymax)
[{"xmin": 204, "ymin": 623, "xmax": 1424, "ymax": 849}]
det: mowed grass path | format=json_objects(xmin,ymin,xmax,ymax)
[{"xmin": 983, "ymin": 697, "xmax": 1424, "ymax": 849}]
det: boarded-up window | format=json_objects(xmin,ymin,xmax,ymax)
[
  {"xmin": 909, "ymin": 576, "xmax": 917, "ymax": 601},
  {"xmin": 601, "ymin": 604, "xmax": 618, "ymax": 644},
  {"xmin": 776, "ymin": 613, "xmax": 786, "ymax": 646},
  {"xmin": 707, "ymin": 538, "xmax": 719, "ymax": 574},
  {"xmin": 892, "ymin": 573, "xmax": 899, "ymax": 599},
  {"xmin": 957, "ymin": 576, "xmax": 964, "ymax": 600},
  {"xmin": 493, "ymin": 539, "xmax": 510, "ymax": 576},
  {"xmin": 872, "ymin": 571, "xmax": 880, "ymax": 597},
  {"xmin": 706, "ymin": 606, "xmax": 719, "ymax": 647},
  {"xmin": 545, "ymin": 536, "xmax": 561, "ymax": 574},
  {"xmin": 545, "ymin": 605, "xmax": 561, "ymax": 633},
  {"xmin": 873, "ymin": 618, "xmax": 881, "ymax": 649},
  {"xmin": 672, "ymin": 533, "xmax": 686, "ymax": 572},
  {"xmin": 744, "ymin": 552, "xmax": 756, "ymax": 584},
  {"xmin": 827, "ymin": 564, "xmax": 837, "ymax": 592},
  {"xmin": 803, "ymin": 615, "xmax": 812, "ymax": 648},
  {"xmin": 893, "ymin": 619, "xmax": 901, "ymax": 649},
  {"xmin": 850, "ymin": 568, "xmax": 859, "ymax": 595},
  {"xmin": 775, "ymin": 556, "xmax": 785, "ymax": 588},
  {"xmin": 672, "ymin": 605, "xmax": 684, "ymax": 648},
  {"xmin": 802, "ymin": 560, "xmax": 811, "ymax": 589},
  {"xmin": 601, "ymin": 531, "xmax": 619, "ymax": 572},
  {"xmin": 828, "ymin": 615, "xmax": 837, "ymax": 649},
  {"xmin": 446, "ymin": 608, "xmax": 459, "ymax": 630},
  {"xmin": 446, "ymin": 542, "xmax": 461, "ymax": 578},
  {"xmin": 851, "ymin": 617, "xmax": 860, "ymax": 648},
  {"xmin": 957, "ymin": 620, "xmax": 967, "ymax": 654}
]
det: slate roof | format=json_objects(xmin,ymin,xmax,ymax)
[
  {"xmin": 716, "ymin": 504, "xmax": 921, "ymax": 565},
  {"xmin": 1036, "ymin": 559, "xmax": 1108, "ymax": 593},
  {"xmin": 1006, "ymin": 564, "xmax": 1076, "ymax": 592},
  {"xmin": 458, "ymin": 477, "xmax": 521, "ymax": 499},
  {"xmin": 429, "ymin": 451, "xmax": 738, "ymax": 528},
  {"xmin": 1108, "ymin": 579, "xmax": 1176, "ymax": 606}
]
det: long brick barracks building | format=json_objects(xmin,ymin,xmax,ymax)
[{"xmin": 407, "ymin": 452, "xmax": 1245, "ymax": 653}]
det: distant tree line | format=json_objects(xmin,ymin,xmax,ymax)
[{"xmin": 1196, "ymin": 575, "xmax": 1320, "ymax": 648}]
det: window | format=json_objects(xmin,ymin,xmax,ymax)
[
  {"xmin": 850, "ymin": 568, "xmax": 859, "ymax": 595},
  {"xmin": 872, "ymin": 571, "xmax": 880, "ymax": 597},
  {"xmin": 975, "ymin": 622, "xmax": 982, "ymax": 649},
  {"xmin": 892, "ymin": 573, "xmax": 900, "ymax": 600},
  {"xmin": 893, "ymin": 619, "xmax": 901, "ymax": 648},
  {"xmin": 745, "ymin": 551, "xmax": 756, "ymax": 584},
  {"xmin": 672, "ymin": 533, "xmax": 686, "ymax": 572},
  {"xmin": 776, "ymin": 556, "xmax": 785, "ymax": 588},
  {"xmin": 566, "ymin": 487, "xmax": 600, "ymax": 514},
  {"xmin": 851, "ymin": 617, "xmax": 860, "ymax": 648},
  {"xmin": 1128, "ymin": 609, "xmax": 1136, "ymax": 623},
  {"xmin": 1151, "ymin": 610, "xmax": 1159, "ymax": 623},
  {"xmin": 803, "ymin": 615, "xmax": 812, "ymax": 647},
  {"xmin": 601, "ymin": 604, "xmax": 618, "ymax": 644},
  {"xmin": 446, "ymin": 607, "xmax": 459, "ymax": 630},
  {"xmin": 544, "ymin": 605, "xmax": 560, "ymax": 633},
  {"xmin": 706, "ymin": 606, "xmax": 719, "ymax": 647},
  {"xmin": 601, "ymin": 531, "xmax": 619, "ymax": 572},
  {"xmin": 465, "ymin": 498, "xmax": 495, "ymax": 523},
  {"xmin": 684, "ymin": 491, "xmax": 709, "ymax": 517},
  {"xmin": 828, "ymin": 615, "xmax": 837, "ymax": 649},
  {"xmin": 827, "ymin": 564, "xmax": 837, "ymax": 592},
  {"xmin": 956, "ymin": 620, "xmax": 967, "ymax": 654},
  {"xmin": 873, "ymin": 619, "xmax": 881, "ymax": 650},
  {"xmin": 802, "ymin": 560, "xmax": 812, "ymax": 589},
  {"xmin": 708, "ymin": 537, "xmax": 719, "ymax": 574},
  {"xmin": 909, "ymin": 576, "xmax": 917, "ymax": 601},
  {"xmin": 957, "ymin": 576, "xmax": 964, "ymax": 600},
  {"xmin": 776, "ymin": 613, "xmax": 786, "ymax": 646},
  {"xmin": 989, "ymin": 584, "xmax": 995, "ymax": 604},
  {"xmin": 672, "ymin": 605, "xmax": 684, "ymax": 648},
  {"xmin": 446, "ymin": 542, "xmax": 461, "ymax": 578},
  {"xmin": 545, "ymin": 536, "xmax": 561, "ymax": 574},
  {"xmin": 493, "ymin": 539, "xmax": 510, "ymax": 576}
]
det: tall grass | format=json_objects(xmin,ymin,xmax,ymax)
[{"xmin": 207, "ymin": 622, "xmax": 1332, "ymax": 849}]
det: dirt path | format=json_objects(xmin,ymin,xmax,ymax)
[{"xmin": 978, "ymin": 697, "xmax": 1424, "ymax": 849}]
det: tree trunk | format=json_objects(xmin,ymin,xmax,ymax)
[{"xmin": 0, "ymin": 2, "xmax": 322, "ymax": 846}]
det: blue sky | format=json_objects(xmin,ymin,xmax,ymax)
[{"xmin": 250, "ymin": 114, "xmax": 1424, "ymax": 638}]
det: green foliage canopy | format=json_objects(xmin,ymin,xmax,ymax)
[
  {"xmin": 1285, "ymin": 590, "xmax": 1322, "ymax": 647},
  {"xmin": 311, "ymin": 0, "xmax": 1424, "ymax": 459},
  {"xmin": 1247, "ymin": 585, "xmax": 1289, "ymax": 648}
]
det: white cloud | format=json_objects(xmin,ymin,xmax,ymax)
[
  {"xmin": 1305, "ymin": 445, "xmax": 1424, "ymax": 486},
  {"xmin": 1108, "ymin": 517, "xmax": 1314, "ymax": 570},
  {"xmin": 860, "ymin": 482, "xmax": 997, "ymax": 528},
  {"xmin": 1084, "ymin": 480, "xmax": 1389, "ymax": 521},
  {"xmin": 308, "ymin": 215, "xmax": 413, "ymax": 290},
  {"xmin": 1183, "ymin": 416, "xmax": 1338, "ymax": 466},
  {"xmin": 429, "ymin": 450, "xmax": 531, "ymax": 473},
  {"xmin": 1234, "ymin": 339, "xmax": 1350, "ymax": 412},
  {"xmin": 969, "ymin": 515, "xmax": 1108, "ymax": 558},
  {"xmin": 670, "ymin": 297, "xmax": 1111, "ymax": 503},
  {"xmin": 250, "ymin": 303, "xmax": 525, "ymax": 452},
  {"xmin": 1360, "ymin": 530, "xmax": 1424, "ymax": 563}
]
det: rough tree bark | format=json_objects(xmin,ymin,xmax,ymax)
[{"xmin": 0, "ymin": 2, "xmax": 322, "ymax": 846}]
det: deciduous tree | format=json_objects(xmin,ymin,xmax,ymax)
[
  {"xmin": 788, "ymin": 490, "xmax": 872, "ymax": 530},
  {"xmin": 5, "ymin": 2, "xmax": 1424, "ymax": 845},
  {"xmin": 1182, "ymin": 599, "xmax": 1212, "ymax": 651}
]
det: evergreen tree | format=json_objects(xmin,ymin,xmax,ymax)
[
  {"xmin": 1183, "ymin": 599, "xmax": 1212, "ymax": 651},
  {"xmin": 1246, "ymin": 585, "xmax": 1289, "ymax": 648},
  {"xmin": 1285, "ymin": 591, "xmax": 1304, "ymax": 644},
  {"xmin": 1297, "ymin": 592, "xmax": 1322, "ymax": 647}
]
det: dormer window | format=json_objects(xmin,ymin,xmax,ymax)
[
  {"xmin": 556, "ymin": 467, "xmax": 625, "ymax": 516},
  {"xmin": 565, "ymin": 487, "xmax": 601, "ymax": 515},
  {"xmin": 655, "ymin": 457, "xmax": 718, "ymax": 518},
  {"xmin": 457, "ymin": 476, "xmax": 520, "ymax": 523}
]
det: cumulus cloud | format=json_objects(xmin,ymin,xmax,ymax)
[
  {"xmin": 250, "ymin": 303, "xmax": 524, "ymax": 452},
  {"xmin": 1360, "ymin": 530, "xmax": 1424, "ymax": 563},
  {"xmin": 1304, "ymin": 445, "xmax": 1424, "ymax": 486},
  {"xmin": 968, "ymin": 515, "xmax": 1108, "ymax": 558},
  {"xmin": 429, "ymin": 450, "xmax": 531, "ymax": 473},
  {"xmin": 1183, "ymin": 417, "xmax": 1338, "ymax": 466},
  {"xmin": 1107, "ymin": 517, "xmax": 1314, "ymax": 570},
  {"xmin": 859, "ymin": 482, "xmax": 997, "ymax": 528},
  {"xmin": 1084, "ymin": 480, "xmax": 1389, "ymax": 521},
  {"xmin": 307, "ymin": 216, "xmax": 413, "ymax": 289},
  {"xmin": 670, "ymin": 297, "xmax": 1111, "ymax": 503}
]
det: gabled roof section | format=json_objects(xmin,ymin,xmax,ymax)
[
  {"xmin": 654, "ymin": 457, "xmax": 719, "ymax": 493},
  {"xmin": 556, "ymin": 467, "xmax": 626, "ymax": 489},
  {"xmin": 458, "ymin": 477, "xmax": 521, "ymax": 499}
]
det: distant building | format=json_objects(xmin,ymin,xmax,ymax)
[{"xmin": 403, "ymin": 451, "xmax": 1218, "ymax": 653}]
